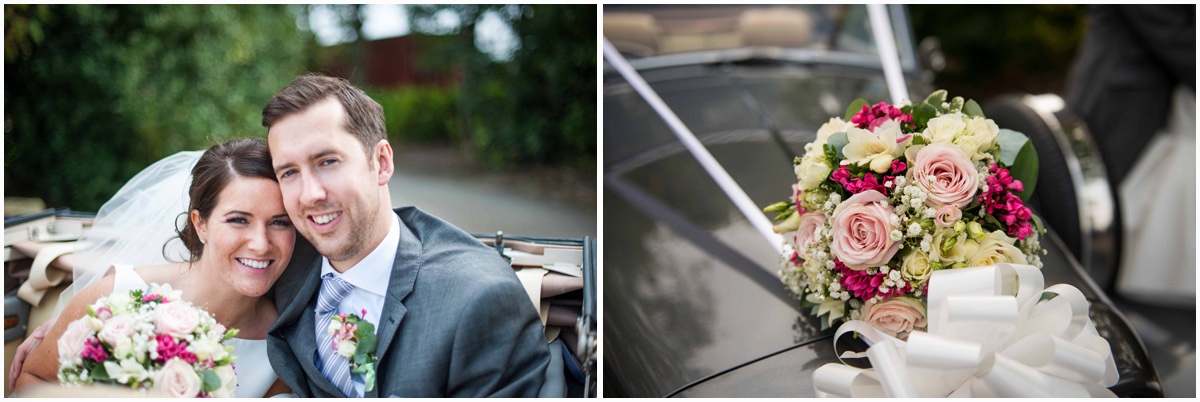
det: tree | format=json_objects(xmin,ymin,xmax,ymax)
[
  {"xmin": 408, "ymin": 5, "xmax": 596, "ymax": 168},
  {"xmin": 4, "ymin": 5, "xmax": 312, "ymax": 211}
]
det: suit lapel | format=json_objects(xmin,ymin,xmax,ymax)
[
  {"xmin": 272, "ymin": 250, "xmax": 347, "ymax": 397},
  {"xmin": 367, "ymin": 209, "xmax": 423, "ymax": 397}
]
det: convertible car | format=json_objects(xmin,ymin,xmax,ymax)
[
  {"xmin": 3, "ymin": 209, "xmax": 596, "ymax": 398},
  {"xmin": 602, "ymin": 4, "xmax": 1162, "ymax": 397}
]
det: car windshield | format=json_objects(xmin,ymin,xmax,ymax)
[{"xmin": 603, "ymin": 4, "xmax": 917, "ymax": 71}]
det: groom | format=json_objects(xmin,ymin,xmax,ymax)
[{"xmin": 261, "ymin": 74, "xmax": 552, "ymax": 397}]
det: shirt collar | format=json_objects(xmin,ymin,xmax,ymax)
[{"xmin": 319, "ymin": 213, "xmax": 400, "ymax": 298}]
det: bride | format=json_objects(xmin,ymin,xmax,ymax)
[{"xmin": 13, "ymin": 138, "xmax": 293, "ymax": 397}]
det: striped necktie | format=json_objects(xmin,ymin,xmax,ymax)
[{"xmin": 315, "ymin": 273, "xmax": 357, "ymax": 397}]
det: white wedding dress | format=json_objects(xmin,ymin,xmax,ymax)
[
  {"xmin": 52, "ymin": 151, "xmax": 284, "ymax": 397},
  {"xmin": 109, "ymin": 264, "xmax": 278, "ymax": 397}
]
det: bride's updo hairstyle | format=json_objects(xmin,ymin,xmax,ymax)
[{"xmin": 173, "ymin": 138, "xmax": 277, "ymax": 261}]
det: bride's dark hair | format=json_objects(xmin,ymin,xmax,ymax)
[{"xmin": 170, "ymin": 138, "xmax": 277, "ymax": 261}]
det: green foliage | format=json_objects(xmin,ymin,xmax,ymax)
[
  {"xmin": 843, "ymin": 98, "xmax": 867, "ymax": 121},
  {"xmin": 410, "ymin": 5, "xmax": 596, "ymax": 169},
  {"xmin": 825, "ymin": 132, "xmax": 849, "ymax": 160},
  {"xmin": 200, "ymin": 370, "xmax": 222, "ymax": 393},
  {"xmin": 5, "ymin": 5, "xmax": 311, "ymax": 211},
  {"xmin": 1009, "ymin": 139, "xmax": 1039, "ymax": 202},
  {"xmin": 368, "ymin": 87, "xmax": 459, "ymax": 145}
]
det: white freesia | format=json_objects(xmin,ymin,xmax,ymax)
[
  {"xmin": 111, "ymin": 336, "xmax": 137, "ymax": 361},
  {"xmin": 103, "ymin": 359, "xmax": 150, "ymax": 385},
  {"xmin": 843, "ymin": 119, "xmax": 910, "ymax": 173},
  {"xmin": 968, "ymin": 116, "xmax": 999, "ymax": 148},
  {"xmin": 146, "ymin": 283, "xmax": 184, "ymax": 302},
  {"xmin": 188, "ymin": 337, "xmax": 228, "ymax": 362}
]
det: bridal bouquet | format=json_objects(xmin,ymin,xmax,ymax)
[
  {"xmin": 765, "ymin": 90, "xmax": 1044, "ymax": 335},
  {"xmin": 57, "ymin": 284, "xmax": 239, "ymax": 397}
]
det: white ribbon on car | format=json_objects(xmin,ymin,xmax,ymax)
[{"xmin": 812, "ymin": 263, "xmax": 1120, "ymax": 397}]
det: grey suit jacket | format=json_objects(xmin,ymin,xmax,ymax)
[{"xmin": 267, "ymin": 207, "xmax": 551, "ymax": 397}]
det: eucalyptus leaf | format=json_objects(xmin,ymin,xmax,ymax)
[
  {"xmin": 201, "ymin": 370, "xmax": 222, "ymax": 393},
  {"xmin": 827, "ymin": 131, "xmax": 849, "ymax": 160},
  {"xmin": 844, "ymin": 98, "xmax": 868, "ymax": 121},
  {"xmin": 996, "ymin": 129, "xmax": 1030, "ymax": 167},
  {"xmin": 963, "ymin": 99, "xmax": 984, "ymax": 118}
]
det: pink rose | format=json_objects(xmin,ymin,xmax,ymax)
[
  {"xmin": 58, "ymin": 318, "xmax": 96, "ymax": 362},
  {"xmin": 909, "ymin": 144, "xmax": 979, "ymax": 208},
  {"xmin": 155, "ymin": 357, "xmax": 202, "ymax": 398},
  {"xmin": 862, "ymin": 297, "xmax": 928, "ymax": 337},
  {"xmin": 98, "ymin": 314, "xmax": 137, "ymax": 345},
  {"xmin": 830, "ymin": 190, "xmax": 902, "ymax": 270},
  {"xmin": 791, "ymin": 212, "xmax": 827, "ymax": 259},
  {"xmin": 934, "ymin": 205, "xmax": 962, "ymax": 228},
  {"xmin": 154, "ymin": 301, "xmax": 199, "ymax": 338}
]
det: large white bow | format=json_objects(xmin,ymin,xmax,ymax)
[{"xmin": 812, "ymin": 263, "xmax": 1120, "ymax": 397}]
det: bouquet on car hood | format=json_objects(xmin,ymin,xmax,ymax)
[
  {"xmin": 57, "ymin": 284, "xmax": 239, "ymax": 397},
  {"xmin": 765, "ymin": 90, "xmax": 1044, "ymax": 336}
]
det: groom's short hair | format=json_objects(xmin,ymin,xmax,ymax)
[{"xmin": 262, "ymin": 73, "xmax": 386, "ymax": 157}]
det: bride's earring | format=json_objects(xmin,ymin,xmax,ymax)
[{"xmin": 200, "ymin": 236, "xmax": 206, "ymax": 245}]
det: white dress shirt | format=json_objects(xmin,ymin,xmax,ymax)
[{"xmin": 315, "ymin": 213, "xmax": 400, "ymax": 397}]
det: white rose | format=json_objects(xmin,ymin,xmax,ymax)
[
  {"xmin": 966, "ymin": 116, "xmax": 999, "ymax": 155},
  {"xmin": 923, "ymin": 113, "xmax": 967, "ymax": 144},
  {"xmin": 337, "ymin": 339, "xmax": 358, "ymax": 359},
  {"xmin": 154, "ymin": 358, "xmax": 202, "ymax": 397},
  {"xmin": 843, "ymin": 119, "xmax": 910, "ymax": 173},
  {"xmin": 795, "ymin": 152, "xmax": 833, "ymax": 190},
  {"xmin": 967, "ymin": 231, "xmax": 1027, "ymax": 267},
  {"xmin": 209, "ymin": 365, "xmax": 238, "ymax": 398},
  {"xmin": 900, "ymin": 249, "xmax": 937, "ymax": 284}
]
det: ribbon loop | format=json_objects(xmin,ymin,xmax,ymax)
[{"xmin": 811, "ymin": 263, "xmax": 1118, "ymax": 397}]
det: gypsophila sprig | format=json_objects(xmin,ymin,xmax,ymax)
[
  {"xmin": 765, "ymin": 90, "xmax": 1045, "ymax": 337},
  {"xmin": 57, "ymin": 283, "xmax": 240, "ymax": 397}
]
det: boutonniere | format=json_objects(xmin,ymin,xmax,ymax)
[{"xmin": 328, "ymin": 309, "xmax": 379, "ymax": 392}]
